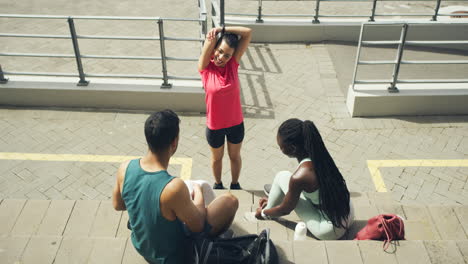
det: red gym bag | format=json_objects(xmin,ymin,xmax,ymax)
[{"xmin": 354, "ymin": 214, "xmax": 405, "ymax": 250}]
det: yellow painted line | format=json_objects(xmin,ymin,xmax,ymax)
[
  {"xmin": 0, "ymin": 152, "xmax": 192, "ymax": 180},
  {"xmin": 367, "ymin": 159, "xmax": 468, "ymax": 192}
]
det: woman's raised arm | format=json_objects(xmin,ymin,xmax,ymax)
[
  {"xmin": 227, "ymin": 26, "xmax": 252, "ymax": 63},
  {"xmin": 198, "ymin": 27, "xmax": 220, "ymax": 71}
]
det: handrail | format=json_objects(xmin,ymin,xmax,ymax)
[
  {"xmin": 351, "ymin": 22, "xmax": 468, "ymax": 92},
  {"xmin": 216, "ymin": 0, "xmax": 466, "ymax": 24},
  {"xmin": 0, "ymin": 11, "xmax": 207, "ymax": 88},
  {"xmin": 0, "ymin": 14, "xmax": 205, "ymax": 22}
]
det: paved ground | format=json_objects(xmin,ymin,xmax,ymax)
[
  {"xmin": 0, "ymin": 0, "xmax": 467, "ymax": 207},
  {"xmin": 0, "ymin": 41, "xmax": 467, "ymax": 205}
]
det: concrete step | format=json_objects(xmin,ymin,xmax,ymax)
[
  {"xmin": 0, "ymin": 236, "xmax": 146, "ymax": 264},
  {"xmin": 1, "ymin": 193, "xmax": 467, "ymax": 263},
  {"xmin": 1, "ymin": 235, "xmax": 467, "ymax": 264}
]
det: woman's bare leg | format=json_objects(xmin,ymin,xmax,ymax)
[
  {"xmin": 227, "ymin": 142, "xmax": 242, "ymax": 184},
  {"xmin": 210, "ymin": 145, "xmax": 225, "ymax": 184}
]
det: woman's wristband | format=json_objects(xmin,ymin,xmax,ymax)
[
  {"xmin": 261, "ymin": 208, "xmax": 271, "ymax": 220},
  {"xmin": 221, "ymin": 25, "xmax": 226, "ymax": 35}
]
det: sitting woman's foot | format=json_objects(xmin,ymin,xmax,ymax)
[
  {"xmin": 230, "ymin": 182, "xmax": 242, "ymax": 190},
  {"xmin": 213, "ymin": 182, "xmax": 225, "ymax": 189}
]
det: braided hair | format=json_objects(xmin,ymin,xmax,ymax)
[{"xmin": 278, "ymin": 118, "xmax": 350, "ymax": 229}]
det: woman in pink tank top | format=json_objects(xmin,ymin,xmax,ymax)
[{"xmin": 198, "ymin": 26, "xmax": 252, "ymax": 190}]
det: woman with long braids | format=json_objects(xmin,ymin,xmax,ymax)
[
  {"xmin": 198, "ymin": 26, "xmax": 252, "ymax": 190},
  {"xmin": 255, "ymin": 118, "xmax": 354, "ymax": 240}
]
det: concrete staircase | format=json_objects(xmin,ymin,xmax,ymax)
[{"xmin": 0, "ymin": 191, "xmax": 467, "ymax": 263}]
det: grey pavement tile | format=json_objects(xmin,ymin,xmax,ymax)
[
  {"xmin": 62, "ymin": 186, "xmax": 85, "ymax": 200},
  {"xmin": 274, "ymin": 240, "xmax": 294, "ymax": 264},
  {"xmin": 453, "ymin": 206, "xmax": 468, "ymax": 238},
  {"xmin": 0, "ymin": 199, "xmax": 26, "ymax": 236},
  {"xmin": 36, "ymin": 200, "xmax": 75, "ymax": 236},
  {"xmin": 390, "ymin": 184, "xmax": 405, "ymax": 202},
  {"xmin": 90, "ymin": 201, "xmax": 122, "ymax": 237},
  {"xmin": 78, "ymin": 184, "xmax": 100, "ymax": 199},
  {"xmin": 402, "ymin": 205, "xmax": 440, "ymax": 239},
  {"xmin": 63, "ymin": 200, "xmax": 100, "ymax": 236},
  {"xmin": 424, "ymin": 240, "xmax": 466, "ymax": 264},
  {"xmin": 428, "ymin": 206, "xmax": 467, "ymax": 240},
  {"xmin": 293, "ymin": 241, "xmax": 327, "ymax": 264},
  {"xmin": 353, "ymin": 203, "xmax": 379, "ymax": 220},
  {"xmin": 231, "ymin": 219, "xmax": 258, "ymax": 237},
  {"xmin": 0, "ymin": 236, "xmax": 30, "ymax": 264},
  {"xmin": 121, "ymin": 238, "xmax": 147, "ymax": 264},
  {"xmin": 457, "ymin": 240, "xmax": 468, "ymax": 264},
  {"xmin": 88, "ymin": 237, "xmax": 127, "ymax": 264},
  {"xmin": 116, "ymin": 211, "xmax": 131, "ymax": 238},
  {"xmin": 21, "ymin": 236, "xmax": 62, "ymax": 264},
  {"xmin": 258, "ymin": 220, "xmax": 288, "ymax": 242},
  {"xmin": 54, "ymin": 176, "xmax": 77, "ymax": 191},
  {"xmin": 395, "ymin": 241, "xmax": 431, "ymax": 264},
  {"xmin": 11, "ymin": 199, "xmax": 50, "ymax": 236},
  {"xmin": 25, "ymin": 189, "xmax": 49, "ymax": 200},
  {"xmin": 404, "ymin": 220, "xmax": 440, "ymax": 240},
  {"xmin": 44, "ymin": 187, "xmax": 67, "ymax": 200},
  {"xmin": 326, "ymin": 241, "xmax": 363, "ymax": 264},
  {"xmin": 358, "ymin": 240, "xmax": 398, "ymax": 264},
  {"xmin": 54, "ymin": 237, "xmax": 94, "ymax": 264}
]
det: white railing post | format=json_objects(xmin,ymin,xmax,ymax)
[
  {"xmin": 158, "ymin": 18, "xmax": 172, "ymax": 88},
  {"xmin": 388, "ymin": 23, "xmax": 409, "ymax": 93}
]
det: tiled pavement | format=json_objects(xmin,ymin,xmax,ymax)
[{"xmin": 0, "ymin": 43, "xmax": 467, "ymax": 204}]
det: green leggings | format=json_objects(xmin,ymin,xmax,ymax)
[{"xmin": 265, "ymin": 171, "xmax": 354, "ymax": 240}]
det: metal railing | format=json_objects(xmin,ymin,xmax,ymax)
[
  {"xmin": 351, "ymin": 21, "xmax": 468, "ymax": 92},
  {"xmin": 0, "ymin": 0, "xmax": 207, "ymax": 88},
  {"xmin": 216, "ymin": 0, "xmax": 467, "ymax": 24}
]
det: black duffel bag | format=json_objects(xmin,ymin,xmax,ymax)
[{"xmin": 194, "ymin": 228, "xmax": 278, "ymax": 264}]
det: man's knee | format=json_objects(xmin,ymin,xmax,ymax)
[{"xmin": 222, "ymin": 193, "xmax": 239, "ymax": 210}]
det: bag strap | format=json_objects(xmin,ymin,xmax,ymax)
[
  {"xmin": 202, "ymin": 241, "xmax": 213, "ymax": 264},
  {"xmin": 265, "ymin": 228, "xmax": 271, "ymax": 263},
  {"xmin": 381, "ymin": 216, "xmax": 404, "ymax": 250}
]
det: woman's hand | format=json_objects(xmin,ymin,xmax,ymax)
[
  {"xmin": 207, "ymin": 27, "xmax": 221, "ymax": 41},
  {"xmin": 259, "ymin": 197, "xmax": 268, "ymax": 209}
]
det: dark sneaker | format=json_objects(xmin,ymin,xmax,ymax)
[
  {"xmin": 230, "ymin": 182, "xmax": 242, "ymax": 190},
  {"xmin": 264, "ymin": 184, "xmax": 272, "ymax": 196},
  {"xmin": 213, "ymin": 182, "xmax": 225, "ymax": 189}
]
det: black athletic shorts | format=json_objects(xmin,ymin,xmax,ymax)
[{"xmin": 206, "ymin": 122, "xmax": 245, "ymax": 148}]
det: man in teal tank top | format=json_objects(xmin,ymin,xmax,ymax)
[{"xmin": 112, "ymin": 110, "xmax": 239, "ymax": 263}]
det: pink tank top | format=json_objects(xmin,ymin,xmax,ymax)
[{"xmin": 199, "ymin": 58, "xmax": 243, "ymax": 130}]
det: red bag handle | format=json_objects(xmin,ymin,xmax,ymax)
[{"xmin": 381, "ymin": 215, "xmax": 404, "ymax": 250}]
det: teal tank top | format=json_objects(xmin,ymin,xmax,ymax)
[{"xmin": 122, "ymin": 159, "xmax": 190, "ymax": 264}]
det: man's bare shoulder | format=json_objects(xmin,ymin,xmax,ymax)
[
  {"xmin": 160, "ymin": 177, "xmax": 191, "ymax": 214},
  {"xmin": 117, "ymin": 159, "xmax": 133, "ymax": 183},
  {"xmin": 163, "ymin": 177, "xmax": 187, "ymax": 197}
]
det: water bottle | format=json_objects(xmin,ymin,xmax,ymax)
[{"xmin": 294, "ymin": 221, "xmax": 307, "ymax": 241}]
